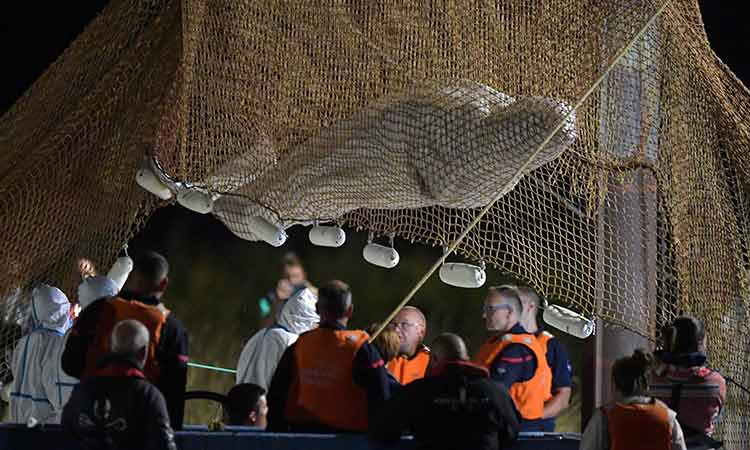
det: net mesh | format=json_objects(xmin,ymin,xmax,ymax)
[{"xmin": 1, "ymin": 0, "xmax": 748, "ymax": 445}]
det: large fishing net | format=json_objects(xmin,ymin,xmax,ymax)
[{"xmin": 0, "ymin": 0, "xmax": 748, "ymax": 446}]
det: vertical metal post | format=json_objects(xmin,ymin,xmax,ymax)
[{"xmin": 582, "ymin": 21, "xmax": 661, "ymax": 426}]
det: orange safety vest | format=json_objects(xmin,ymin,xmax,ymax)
[
  {"xmin": 536, "ymin": 331, "xmax": 554, "ymax": 353},
  {"xmin": 84, "ymin": 297, "xmax": 167, "ymax": 381},
  {"xmin": 286, "ymin": 328, "xmax": 370, "ymax": 432},
  {"xmin": 605, "ymin": 401, "xmax": 672, "ymax": 450},
  {"xmin": 387, "ymin": 346, "xmax": 430, "ymax": 384},
  {"xmin": 472, "ymin": 333, "xmax": 552, "ymax": 419}
]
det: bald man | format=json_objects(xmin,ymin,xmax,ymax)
[
  {"xmin": 387, "ymin": 306, "xmax": 430, "ymax": 384},
  {"xmin": 63, "ymin": 320, "xmax": 176, "ymax": 450},
  {"xmin": 472, "ymin": 286, "xmax": 553, "ymax": 429},
  {"xmin": 372, "ymin": 333, "xmax": 519, "ymax": 450}
]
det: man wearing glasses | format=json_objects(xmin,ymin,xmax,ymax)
[
  {"xmin": 472, "ymin": 286, "xmax": 553, "ymax": 429},
  {"xmin": 387, "ymin": 306, "xmax": 430, "ymax": 385}
]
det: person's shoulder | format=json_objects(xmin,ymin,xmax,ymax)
[
  {"xmin": 164, "ymin": 312, "xmax": 187, "ymax": 334},
  {"xmin": 164, "ymin": 311, "xmax": 185, "ymax": 327},
  {"xmin": 702, "ymin": 368, "xmax": 726, "ymax": 384},
  {"xmin": 136, "ymin": 378, "xmax": 168, "ymax": 402},
  {"xmin": 265, "ymin": 327, "xmax": 297, "ymax": 346},
  {"xmin": 545, "ymin": 333, "xmax": 566, "ymax": 349}
]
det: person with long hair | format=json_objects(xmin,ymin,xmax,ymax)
[
  {"xmin": 367, "ymin": 323, "xmax": 401, "ymax": 391},
  {"xmin": 581, "ymin": 349, "xmax": 686, "ymax": 450}
]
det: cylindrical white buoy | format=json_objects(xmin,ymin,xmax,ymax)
[
  {"xmin": 136, "ymin": 162, "xmax": 173, "ymax": 200},
  {"xmin": 543, "ymin": 304, "xmax": 595, "ymax": 339},
  {"xmin": 363, "ymin": 243, "xmax": 399, "ymax": 268},
  {"xmin": 309, "ymin": 225, "xmax": 346, "ymax": 247},
  {"xmin": 176, "ymin": 187, "xmax": 214, "ymax": 214},
  {"xmin": 439, "ymin": 262, "xmax": 486, "ymax": 288},
  {"xmin": 248, "ymin": 216, "xmax": 287, "ymax": 247}
]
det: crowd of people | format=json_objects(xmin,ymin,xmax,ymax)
[{"xmin": 1, "ymin": 251, "xmax": 728, "ymax": 450}]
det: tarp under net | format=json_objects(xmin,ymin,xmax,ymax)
[{"xmin": 0, "ymin": 0, "xmax": 748, "ymax": 446}]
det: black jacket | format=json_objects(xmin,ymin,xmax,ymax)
[
  {"xmin": 370, "ymin": 361, "xmax": 519, "ymax": 450},
  {"xmin": 61, "ymin": 354, "xmax": 177, "ymax": 450},
  {"xmin": 61, "ymin": 293, "xmax": 189, "ymax": 430}
]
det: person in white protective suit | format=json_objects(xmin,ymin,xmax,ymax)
[
  {"xmin": 76, "ymin": 275, "xmax": 120, "ymax": 311},
  {"xmin": 236, "ymin": 287, "xmax": 319, "ymax": 390},
  {"xmin": 9, "ymin": 284, "xmax": 78, "ymax": 424}
]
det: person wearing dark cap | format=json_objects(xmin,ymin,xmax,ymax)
[{"xmin": 224, "ymin": 383, "xmax": 268, "ymax": 428}]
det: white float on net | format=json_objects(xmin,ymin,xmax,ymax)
[
  {"xmin": 309, "ymin": 225, "xmax": 346, "ymax": 247},
  {"xmin": 439, "ymin": 262, "xmax": 486, "ymax": 288},
  {"xmin": 135, "ymin": 157, "xmax": 173, "ymax": 200},
  {"xmin": 543, "ymin": 304, "xmax": 595, "ymax": 339}
]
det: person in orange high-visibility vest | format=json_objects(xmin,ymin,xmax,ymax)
[
  {"xmin": 471, "ymin": 285, "xmax": 552, "ymax": 425},
  {"xmin": 62, "ymin": 251, "xmax": 189, "ymax": 430},
  {"xmin": 515, "ymin": 285, "xmax": 572, "ymax": 432},
  {"xmin": 267, "ymin": 280, "xmax": 390, "ymax": 433},
  {"xmin": 581, "ymin": 349, "xmax": 686, "ymax": 450},
  {"xmin": 386, "ymin": 306, "xmax": 430, "ymax": 385}
]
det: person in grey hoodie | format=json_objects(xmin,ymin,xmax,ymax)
[{"xmin": 236, "ymin": 287, "xmax": 319, "ymax": 390}]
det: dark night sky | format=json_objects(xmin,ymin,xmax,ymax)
[{"xmin": 1, "ymin": 3, "xmax": 748, "ymax": 114}]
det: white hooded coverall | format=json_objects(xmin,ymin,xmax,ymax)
[
  {"xmin": 236, "ymin": 287, "xmax": 319, "ymax": 390},
  {"xmin": 10, "ymin": 284, "xmax": 78, "ymax": 424}
]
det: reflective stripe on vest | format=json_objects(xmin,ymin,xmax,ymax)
[
  {"xmin": 605, "ymin": 402, "xmax": 672, "ymax": 450},
  {"xmin": 387, "ymin": 346, "xmax": 430, "ymax": 384},
  {"xmin": 286, "ymin": 328, "xmax": 370, "ymax": 431},
  {"xmin": 536, "ymin": 331, "xmax": 554, "ymax": 354},
  {"xmin": 471, "ymin": 333, "xmax": 552, "ymax": 419},
  {"xmin": 84, "ymin": 298, "xmax": 167, "ymax": 381}
]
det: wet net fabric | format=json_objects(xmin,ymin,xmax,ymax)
[{"xmin": 0, "ymin": 0, "xmax": 748, "ymax": 445}]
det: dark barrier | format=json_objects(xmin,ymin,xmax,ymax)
[{"xmin": 0, "ymin": 424, "xmax": 580, "ymax": 450}]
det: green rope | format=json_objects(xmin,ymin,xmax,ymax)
[{"xmin": 188, "ymin": 361, "xmax": 236, "ymax": 374}]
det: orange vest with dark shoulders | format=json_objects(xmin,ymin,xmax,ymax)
[
  {"xmin": 286, "ymin": 328, "xmax": 370, "ymax": 431},
  {"xmin": 605, "ymin": 401, "xmax": 672, "ymax": 450},
  {"xmin": 387, "ymin": 345, "xmax": 430, "ymax": 384},
  {"xmin": 472, "ymin": 332, "xmax": 552, "ymax": 419},
  {"xmin": 84, "ymin": 297, "xmax": 167, "ymax": 381}
]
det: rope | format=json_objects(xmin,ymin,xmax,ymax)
[
  {"xmin": 188, "ymin": 361, "xmax": 237, "ymax": 374},
  {"xmin": 369, "ymin": 0, "xmax": 673, "ymax": 342}
]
